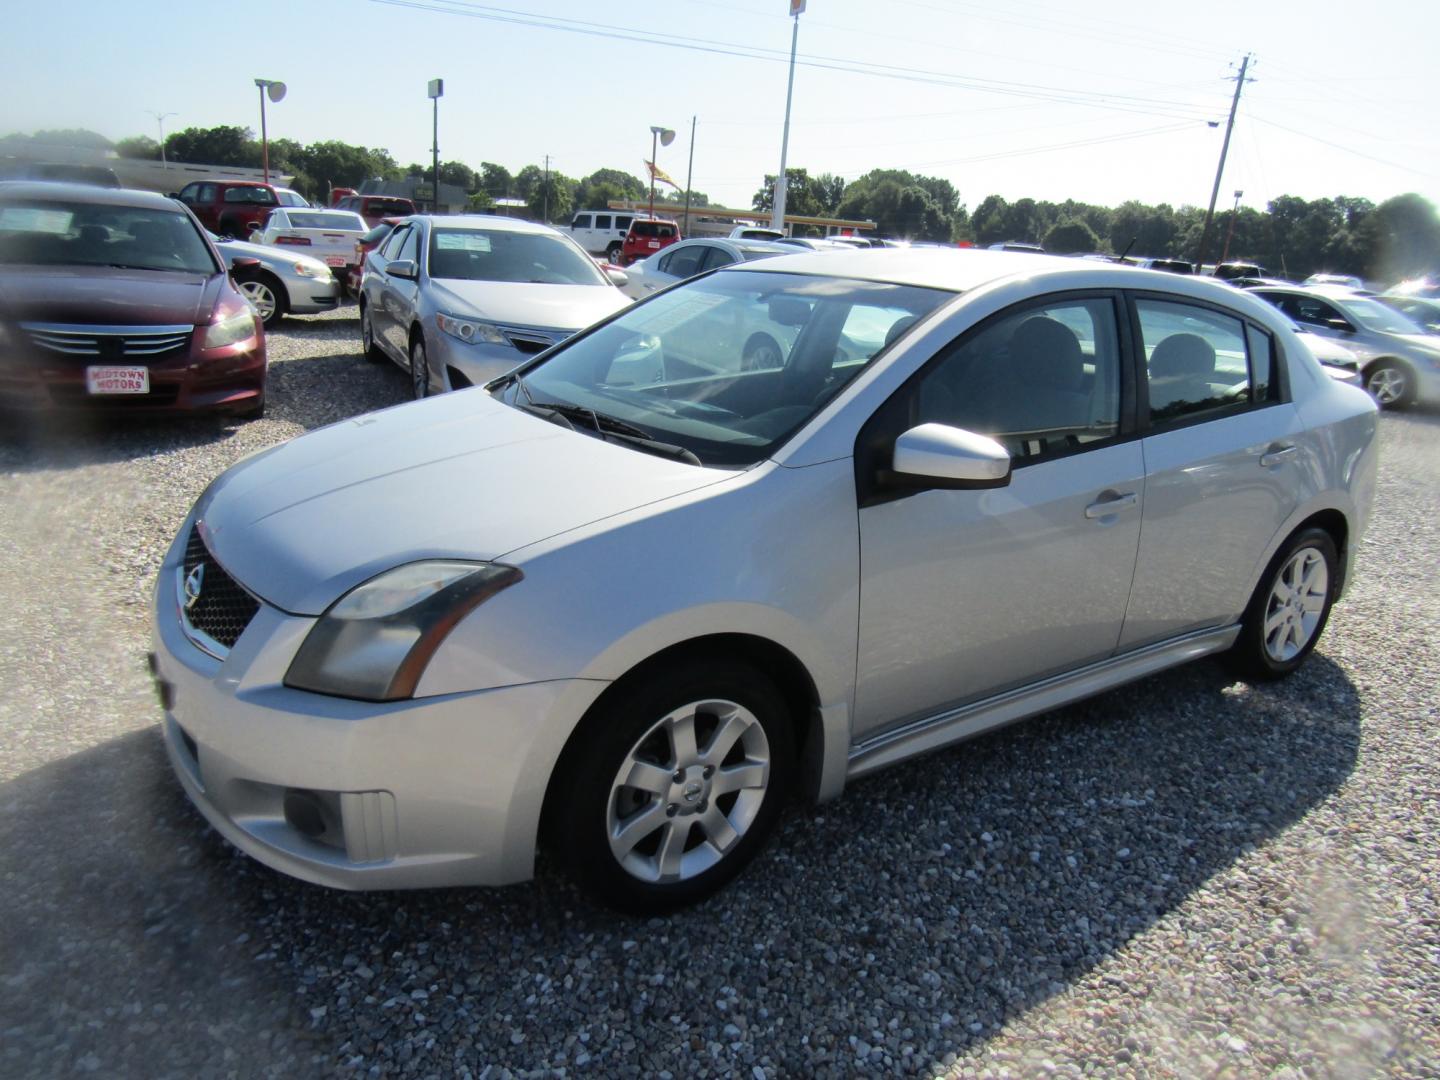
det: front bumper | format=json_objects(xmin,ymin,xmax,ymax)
[
  {"xmin": 150, "ymin": 534, "xmax": 607, "ymax": 890},
  {"xmin": 429, "ymin": 330, "xmax": 532, "ymax": 390}
]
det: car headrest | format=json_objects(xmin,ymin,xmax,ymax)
[
  {"xmin": 1150, "ymin": 333, "xmax": 1216, "ymax": 379},
  {"xmin": 1010, "ymin": 316, "xmax": 1083, "ymax": 386}
]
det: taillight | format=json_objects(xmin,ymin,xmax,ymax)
[{"xmin": 276, "ymin": 235, "xmax": 312, "ymax": 246}]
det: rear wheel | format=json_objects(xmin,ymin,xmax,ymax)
[
  {"xmin": 550, "ymin": 659, "xmax": 794, "ymax": 913},
  {"xmin": 1363, "ymin": 360, "xmax": 1415, "ymax": 409},
  {"xmin": 605, "ymin": 242, "xmax": 623, "ymax": 264},
  {"xmin": 1227, "ymin": 527, "xmax": 1338, "ymax": 680}
]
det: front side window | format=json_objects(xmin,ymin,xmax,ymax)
[
  {"xmin": 1137, "ymin": 299, "xmax": 1270, "ymax": 425},
  {"xmin": 573, "ymin": 214, "xmax": 592, "ymax": 229},
  {"xmin": 658, "ymin": 245, "xmax": 706, "ymax": 279},
  {"xmin": 378, "ymin": 225, "xmax": 410, "ymax": 259},
  {"xmin": 913, "ymin": 296, "xmax": 1122, "ymax": 461},
  {"xmin": 396, "ymin": 226, "xmax": 420, "ymax": 265},
  {"xmin": 500, "ymin": 270, "xmax": 950, "ymax": 467},
  {"xmin": 223, "ymin": 186, "xmax": 276, "ymax": 205},
  {"xmin": 427, "ymin": 227, "xmax": 606, "ymax": 285}
]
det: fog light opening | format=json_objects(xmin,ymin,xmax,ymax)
[{"xmin": 283, "ymin": 791, "xmax": 328, "ymax": 839}]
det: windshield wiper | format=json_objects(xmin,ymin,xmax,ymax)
[{"xmin": 510, "ymin": 376, "xmax": 700, "ymax": 465}]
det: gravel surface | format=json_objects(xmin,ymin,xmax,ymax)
[{"xmin": 1, "ymin": 304, "xmax": 1437, "ymax": 1078}]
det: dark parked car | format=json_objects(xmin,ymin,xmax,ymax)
[
  {"xmin": 173, "ymin": 180, "xmax": 280, "ymax": 238},
  {"xmin": 0, "ymin": 183, "xmax": 267, "ymax": 418}
]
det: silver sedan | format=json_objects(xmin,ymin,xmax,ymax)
[
  {"xmin": 209, "ymin": 232, "xmax": 340, "ymax": 328},
  {"xmin": 621, "ymin": 237, "xmax": 790, "ymax": 299},
  {"xmin": 152, "ymin": 249, "xmax": 1377, "ymax": 912},
  {"xmin": 358, "ymin": 215, "xmax": 631, "ymax": 397}
]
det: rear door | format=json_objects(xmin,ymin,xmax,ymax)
[{"xmin": 1117, "ymin": 295, "xmax": 1301, "ymax": 650}]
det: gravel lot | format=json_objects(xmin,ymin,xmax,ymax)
[{"xmin": 1, "ymin": 305, "xmax": 1437, "ymax": 1078}]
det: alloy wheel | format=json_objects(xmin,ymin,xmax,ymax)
[
  {"xmin": 1262, "ymin": 546, "xmax": 1329, "ymax": 663},
  {"xmin": 239, "ymin": 280, "xmax": 278, "ymax": 324},
  {"xmin": 605, "ymin": 698, "xmax": 771, "ymax": 884},
  {"xmin": 1366, "ymin": 364, "xmax": 1407, "ymax": 406}
]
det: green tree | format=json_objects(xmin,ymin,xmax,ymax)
[
  {"xmin": 515, "ymin": 165, "xmax": 577, "ymax": 222},
  {"xmin": 479, "ymin": 162, "xmax": 512, "ymax": 199},
  {"xmin": 165, "ymin": 125, "xmax": 258, "ymax": 167},
  {"xmin": 1043, "ymin": 219, "xmax": 1100, "ymax": 255},
  {"xmin": 439, "ymin": 161, "xmax": 477, "ymax": 190},
  {"xmin": 466, "ymin": 190, "xmax": 495, "ymax": 212},
  {"xmin": 114, "ymin": 135, "xmax": 160, "ymax": 160},
  {"xmin": 575, "ymin": 168, "xmax": 645, "ymax": 209}
]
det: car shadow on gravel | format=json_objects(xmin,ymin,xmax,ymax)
[
  {"xmin": 0, "ymin": 651, "xmax": 1360, "ymax": 1077},
  {"xmin": 0, "ymin": 354, "xmax": 410, "ymax": 475}
]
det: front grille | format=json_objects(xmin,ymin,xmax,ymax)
[
  {"xmin": 180, "ymin": 525, "xmax": 259, "ymax": 655},
  {"xmin": 21, "ymin": 322, "xmax": 193, "ymax": 360}
]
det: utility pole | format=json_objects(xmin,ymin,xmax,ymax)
[
  {"xmin": 1220, "ymin": 188, "xmax": 1244, "ymax": 264},
  {"xmin": 771, "ymin": 1, "xmax": 804, "ymax": 233},
  {"xmin": 1196, "ymin": 53, "xmax": 1251, "ymax": 271},
  {"xmin": 683, "ymin": 116, "xmax": 697, "ymax": 237},
  {"xmin": 543, "ymin": 154, "xmax": 550, "ymax": 222}
]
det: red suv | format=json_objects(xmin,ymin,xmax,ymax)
[
  {"xmin": 173, "ymin": 180, "xmax": 280, "ymax": 239},
  {"xmin": 621, "ymin": 219, "xmax": 680, "ymax": 265},
  {"xmin": 333, "ymin": 194, "xmax": 417, "ymax": 228}
]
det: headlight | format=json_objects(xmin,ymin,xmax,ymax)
[
  {"xmin": 436, "ymin": 312, "xmax": 507, "ymax": 345},
  {"xmin": 285, "ymin": 561, "xmax": 522, "ymax": 701},
  {"xmin": 203, "ymin": 309, "xmax": 258, "ymax": 349},
  {"xmin": 292, "ymin": 261, "xmax": 327, "ymax": 279}
]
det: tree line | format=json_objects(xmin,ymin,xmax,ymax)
[{"xmin": 5, "ymin": 126, "xmax": 1437, "ymax": 283}]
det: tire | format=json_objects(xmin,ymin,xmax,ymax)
[
  {"xmin": 238, "ymin": 274, "xmax": 285, "ymax": 329},
  {"xmin": 549, "ymin": 659, "xmax": 795, "ymax": 914},
  {"xmin": 1226, "ymin": 526, "xmax": 1339, "ymax": 681},
  {"xmin": 605, "ymin": 242, "xmax": 623, "ymax": 264},
  {"xmin": 219, "ymin": 218, "xmax": 245, "ymax": 240},
  {"xmin": 233, "ymin": 395, "xmax": 266, "ymax": 421},
  {"xmin": 359, "ymin": 303, "xmax": 386, "ymax": 362},
  {"xmin": 1363, "ymin": 360, "xmax": 1415, "ymax": 409},
  {"xmin": 742, "ymin": 333, "xmax": 783, "ymax": 371},
  {"xmin": 409, "ymin": 335, "xmax": 431, "ymax": 399}
]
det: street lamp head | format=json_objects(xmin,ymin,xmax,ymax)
[
  {"xmin": 1234, "ymin": 189, "xmax": 1244, "ymax": 198},
  {"xmin": 254, "ymin": 78, "xmax": 287, "ymax": 102},
  {"xmin": 651, "ymin": 126, "xmax": 676, "ymax": 146}
]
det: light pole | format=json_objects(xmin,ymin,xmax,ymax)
[
  {"xmin": 147, "ymin": 111, "xmax": 177, "ymax": 171},
  {"xmin": 771, "ymin": 0, "xmax": 805, "ymax": 233},
  {"xmin": 648, "ymin": 125, "xmax": 675, "ymax": 219},
  {"xmin": 1220, "ymin": 189, "xmax": 1244, "ymax": 265},
  {"xmin": 428, "ymin": 79, "xmax": 443, "ymax": 213},
  {"xmin": 253, "ymin": 79, "xmax": 287, "ymax": 184}
]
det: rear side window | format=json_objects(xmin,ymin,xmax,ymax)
[
  {"xmin": 632, "ymin": 221, "xmax": 676, "ymax": 238},
  {"xmin": 595, "ymin": 214, "xmax": 611, "ymax": 230},
  {"xmin": 658, "ymin": 245, "xmax": 706, "ymax": 278},
  {"xmin": 1137, "ymin": 299, "xmax": 1277, "ymax": 426},
  {"xmin": 224, "ymin": 186, "xmax": 277, "ymax": 205}
]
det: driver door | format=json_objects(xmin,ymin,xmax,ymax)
[{"xmin": 853, "ymin": 294, "xmax": 1144, "ymax": 739}]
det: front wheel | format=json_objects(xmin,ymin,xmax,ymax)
[
  {"xmin": 1227, "ymin": 527, "xmax": 1338, "ymax": 681},
  {"xmin": 238, "ymin": 274, "xmax": 285, "ymax": 328},
  {"xmin": 550, "ymin": 659, "xmax": 794, "ymax": 913},
  {"xmin": 410, "ymin": 336, "xmax": 431, "ymax": 399},
  {"xmin": 1364, "ymin": 360, "xmax": 1415, "ymax": 409}
]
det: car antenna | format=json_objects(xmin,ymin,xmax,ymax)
[{"xmin": 1115, "ymin": 238, "xmax": 1137, "ymax": 264}]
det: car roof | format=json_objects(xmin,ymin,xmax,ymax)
[
  {"xmin": 0, "ymin": 181, "xmax": 187, "ymax": 210},
  {"xmin": 730, "ymin": 240, "xmax": 792, "ymax": 254}
]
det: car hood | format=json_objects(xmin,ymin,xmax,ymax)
[
  {"xmin": 429, "ymin": 279, "xmax": 630, "ymax": 332},
  {"xmin": 0, "ymin": 265, "xmax": 216, "ymax": 325},
  {"xmin": 196, "ymin": 389, "xmax": 732, "ymax": 615}
]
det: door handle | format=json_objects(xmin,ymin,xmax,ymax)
[
  {"xmin": 1259, "ymin": 444, "xmax": 1298, "ymax": 468},
  {"xmin": 1084, "ymin": 492, "xmax": 1138, "ymax": 519}
]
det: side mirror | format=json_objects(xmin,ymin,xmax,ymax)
[
  {"xmin": 605, "ymin": 267, "xmax": 629, "ymax": 287},
  {"xmin": 388, "ymin": 259, "xmax": 419, "ymax": 280},
  {"xmin": 887, "ymin": 423, "xmax": 1011, "ymax": 489},
  {"xmin": 1326, "ymin": 317, "xmax": 1355, "ymax": 333}
]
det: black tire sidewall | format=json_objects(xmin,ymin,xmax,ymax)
[
  {"xmin": 410, "ymin": 339, "xmax": 429, "ymax": 398},
  {"xmin": 553, "ymin": 659, "xmax": 795, "ymax": 914},
  {"xmin": 1230, "ymin": 527, "xmax": 1339, "ymax": 680},
  {"xmin": 245, "ymin": 274, "xmax": 284, "ymax": 328}
]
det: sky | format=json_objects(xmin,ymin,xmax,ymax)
[{"xmin": 2, "ymin": 0, "xmax": 1436, "ymax": 216}]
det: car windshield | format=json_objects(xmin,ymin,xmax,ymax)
[
  {"xmin": 1336, "ymin": 296, "xmax": 1425, "ymax": 335},
  {"xmin": 0, "ymin": 200, "xmax": 217, "ymax": 273},
  {"xmin": 368, "ymin": 199, "xmax": 414, "ymax": 215},
  {"xmin": 427, "ymin": 227, "xmax": 606, "ymax": 285},
  {"xmin": 496, "ymin": 269, "xmax": 951, "ymax": 467},
  {"xmin": 287, "ymin": 211, "xmax": 365, "ymax": 231}
]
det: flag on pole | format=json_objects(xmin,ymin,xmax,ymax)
[{"xmin": 645, "ymin": 160, "xmax": 680, "ymax": 189}]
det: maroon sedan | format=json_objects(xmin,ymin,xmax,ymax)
[{"xmin": 0, "ymin": 183, "xmax": 267, "ymax": 419}]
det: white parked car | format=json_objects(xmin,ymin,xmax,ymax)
[
  {"xmin": 152, "ymin": 248, "xmax": 1378, "ymax": 912},
  {"xmin": 621, "ymin": 237, "xmax": 789, "ymax": 299},
  {"xmin": 249, "ymin": 208, "xmax": 368, "ymax": 280}
]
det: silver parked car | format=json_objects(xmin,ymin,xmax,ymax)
[
  {"xmin": 1251, "ymin": 284, "xmax": 1440, "ymax": 408},
  {"xmin": 621, "ymin": 237, "xmax": 790, "ymax": 299},
  {"xmin": 151, "ymin": 249, "xmax": 1378, "ymax": 912},
  {"xmin": 209, "ymin": 232, "xmax": 340, "ymax": 328},
  {"xmin": 358, "ymin": 215, "xmax": 631, "ymax": 397}
]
